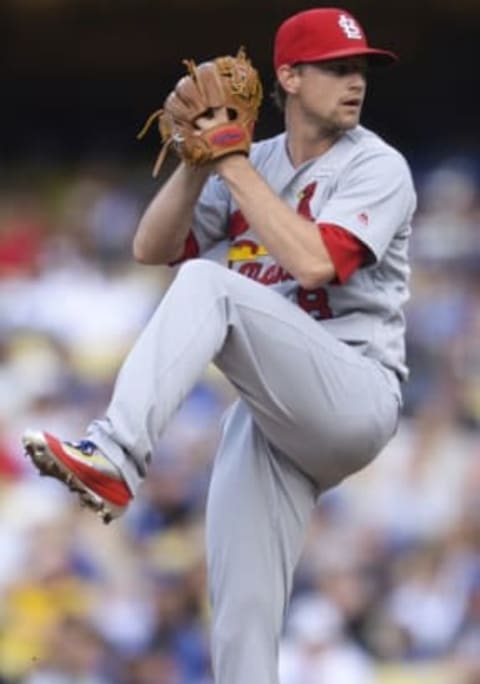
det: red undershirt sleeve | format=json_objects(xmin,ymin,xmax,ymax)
[
  {"xmin": 168, "ymin": 231, "xmax": 200, "ymax": 266},
  {"xmin": 319, "ymin": 222, "xmax": 372, "ymax": 284}
]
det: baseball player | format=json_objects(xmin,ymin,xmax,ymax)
[{"xmin": 23, "ymin": 7, "xmax": 416, "ymax": 684}]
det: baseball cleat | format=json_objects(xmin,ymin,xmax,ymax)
[{"xmin": 22, "ymin": 430, "xmax": 132, "ymax": 524}]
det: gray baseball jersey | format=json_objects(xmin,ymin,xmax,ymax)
[{"xmin": 188, "ymin": 125, "xmax": 416, "ymax": 381}]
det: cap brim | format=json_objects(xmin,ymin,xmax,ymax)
[
  {"xmin": 292, "ymin": 47, "xmax": 398, "ymax": 67},
  {"xmin": 363, "ymin": 48, "xmax": 398, "ymax": 65}
]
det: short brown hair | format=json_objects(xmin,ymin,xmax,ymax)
[{"xmin": 271, "ymin": 64, "xmax": 306, "ymax": 112}]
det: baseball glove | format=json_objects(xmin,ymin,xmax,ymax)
[{"xmin": 138, "ymin": 47, "xmax": 263, "ymax": 176}]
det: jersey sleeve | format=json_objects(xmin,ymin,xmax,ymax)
[
  {"xmin": 171, "ymin": 173, "xmax": 231, "ymax": 265},
  {"xmin": 319, "ymin": 223, "xmax": 370, "ymax": 283},
  {"xmin": 317, "ymin": 149, "xmax": 416, "ymax": 264}
]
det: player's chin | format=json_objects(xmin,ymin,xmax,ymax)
[
  {"xmin": 337, "ymin": 107, "xmax": 362, "ymax": 130},
  {"xmin": 343, "ymin": 115, "xmax": 362, "ymax": 130}
]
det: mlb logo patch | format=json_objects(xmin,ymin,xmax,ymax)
[{"xmin": 357, "ymin": 211, "xmax": 369, "ymax": 226}]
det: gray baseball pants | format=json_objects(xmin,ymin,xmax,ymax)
[{"xmin": 88, "ymin": 259, "xmax": 400, "ymax": 684}]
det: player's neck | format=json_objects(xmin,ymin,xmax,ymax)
[
  {"xmin": 285, "ymin": 134, "xmax": 340, "ymax": 168},
  {"xmin": 284, "ymin": 112, "xmax": 344, "ymax": 168}
]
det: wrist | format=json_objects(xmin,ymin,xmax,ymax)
[
  {"xmin": 181, "ymin": 161, "xmax": 213, "ymax": 178},
  {"xmin": 178, "ymin": 162, "xmax": 213, "ymax": 191},
  {"xmin": 214, "ymin": 154, "xmax": 250, "ymax": 179}
]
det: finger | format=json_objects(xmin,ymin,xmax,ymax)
[
  {"xmin": 195, "ymin": 107, "xmax": 229, "ymax": 130},
  {"xmin": 195, "ymin": 63, "xmax": 225, "ymax": 108}
]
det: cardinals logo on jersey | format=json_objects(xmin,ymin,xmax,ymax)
[{"xmin": 228, "ymin": 239, "xmax": 269, "ymax": 263}]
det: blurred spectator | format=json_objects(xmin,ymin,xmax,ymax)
[
  {"xmin": 411, "ymin": 159, "xmax": 479, "ymax": 266},
  {"xmin": 0, "ymin": 518, "xmax": 93, "ymax": 680},
  {"xmin": 123, "ymin": 648, "xmax": 184, "ymax": 684},
  {"xmin": 0, "ymin": 192, "xmax": 47, "ymax": 279},
  {"xmin": 279, "ymin": 594, "xmax": 375, "ymax": 684},
  {"xmin": 22, "ymin": 615, "xmax": 115, "ymax": 684},
  {"xmin": 383, "ymin": 542, "xmax": 466, "ymax": 658}
]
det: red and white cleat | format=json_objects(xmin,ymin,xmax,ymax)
[{"xmin": 22, "ymin": 430, "xmax": 132, "ymax": 524}]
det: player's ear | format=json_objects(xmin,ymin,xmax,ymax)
[{"xmin": 276, "ymin": 64, "xmax": 302, "ymax": 96}]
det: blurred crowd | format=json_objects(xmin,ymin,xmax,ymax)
[{"xmin": 0, "ymin": 155, "xmax": 480, "ymax": 684}]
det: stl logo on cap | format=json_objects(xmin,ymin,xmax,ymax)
[{"xmin": 338, "ymin": 14, "xmax": 363, "ymax": 40}]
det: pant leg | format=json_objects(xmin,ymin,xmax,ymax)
[
  {"xmin": 88, "ymin": 259, "xmax": 233, "ymax": 491},
  {"xmin": 206, "ymin": 401, "xmax": 318, "ymax": 684},
  {"xmin": 85, "ymin": 259, "xmax": 399, "ymax": 684},
  {"xmin": 88, "ymin": 259, "xmax": 399, "ymax": 493}
]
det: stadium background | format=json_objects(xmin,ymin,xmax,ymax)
[{"xmin": 1, "ymin": 0, "xmax": 480, "ymax": 682}]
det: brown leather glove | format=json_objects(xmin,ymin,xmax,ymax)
[{"xmin": 138, "ymin": 48, "xmax": 263, "ymax": 176}]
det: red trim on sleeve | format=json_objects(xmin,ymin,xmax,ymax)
[
  {"xmin": 319, "ymin": 223, "xmax": 370, "ymax": 284},
  {"xmin": 169, "ymin": 231, "xmax": 200, "ymax": 266},
  {"xmin": 228, "ymin": 209, "xmax": 249, "ymax": 239}
]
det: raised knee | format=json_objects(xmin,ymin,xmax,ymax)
[
  {"xmin": 172, "ymin": 260, "xmax": 231, "ymax": 310},
  {"xmin": 177, "ymin": 258, "xmax": 224, "ymax": 283}
]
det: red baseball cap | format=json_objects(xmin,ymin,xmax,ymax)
[{"xmin": 274, "ymin": 8, "xmax": 398, "ymax": 70}]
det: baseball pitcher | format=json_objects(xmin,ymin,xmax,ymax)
[{"xmin": 23, "ymin": 7, "xmax": 416, "ymax": 684}]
